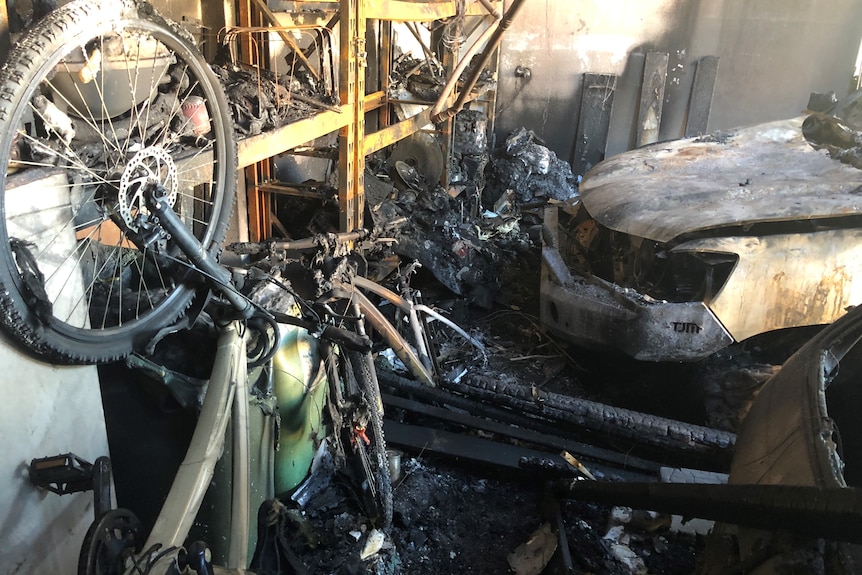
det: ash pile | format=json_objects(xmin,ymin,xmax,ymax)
[{"xmin": 366, "ymin": 111, "xmax": 577, "ymax": 308}]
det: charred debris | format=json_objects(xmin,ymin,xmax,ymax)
[
  {"xmin": 185, "ymin": 55, "xmax": 784, "ymax": 575},
  {"xmin": 181, "ymin": 52, "xmax": 862, "ymax": 575}
]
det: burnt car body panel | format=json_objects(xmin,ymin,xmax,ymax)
[
  {"xmin": 712, "ymin": 301, "xmax": 862, "ymax": 572},
  {"xmin": 579, "ymin": 117, "xmax": 862, "ymax": 244},
  {"xmin": 541, "ymin": 206, "xmax": 734, "ymax": 361},
  {"xmin": 541, "ymin": 115, "xmax": 862, "ymax": 361}
]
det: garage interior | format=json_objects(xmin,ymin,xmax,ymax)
[{"xmin": 3, "ymin": 1, "xmax": 862, "ymax": 574}]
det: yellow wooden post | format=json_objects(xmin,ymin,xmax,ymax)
[
  {"xmin": 338, "ymin": 0, "xmax": 367, "ymax": 232},
  {"xmin": 338, "ymin": 0, "xmax": 356, "ymax": 232},
  {"xmin": 380, "ymin": 20, "xmax": 392, "ymax": 128},
  {"xmin": 353, "ymin": 0, "xmax": 366, "ymax": 231}
]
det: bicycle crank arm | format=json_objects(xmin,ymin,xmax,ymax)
[{"xmin": 145, "ymin": 183, "xmax": 253, "ymax": 318}]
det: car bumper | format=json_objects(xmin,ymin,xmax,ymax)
[{"xmin": 539, "ymin": 209, "xmax": 733, "ymax": 362}]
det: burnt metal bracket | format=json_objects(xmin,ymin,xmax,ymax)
[{"xmin": 29, "ymin": 453, "xmax": 113, "ymax": 519}]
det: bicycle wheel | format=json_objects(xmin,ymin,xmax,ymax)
[
  {"xmin": 344, "ymin": 350, "xmax": 393, "ymax": 530},
  {"xmin": 0, "ymin": 0, "xmax": 236, "ymax": 363}
]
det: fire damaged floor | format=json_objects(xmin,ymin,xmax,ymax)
[
  {"xmin": 246, "ymin": 257, "xmax": 733, "ymax": 575},
  {"xmin": 275, "ymin": 453, "xmax": 703, "ymax": 575},
  {"xmin": 98, "ymin": 241, "xmax": 724, "ymax": 575}
]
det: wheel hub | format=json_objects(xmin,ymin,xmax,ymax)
[{"xmin": 118, "ymin": 146, "xmax": 178, "ymax": 232}]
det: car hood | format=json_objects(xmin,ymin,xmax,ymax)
[{"xmin": 579, "ymin": 117, "xmax": 862, "ymax": 244}]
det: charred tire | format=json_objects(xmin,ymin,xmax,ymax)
[
  {"xmin": 347, "ymin": 350, "xmax": 393, "ymax": 530},
  {"xmin": 0, "ymin": 0, "xmax": 236, "ymax": 364}
]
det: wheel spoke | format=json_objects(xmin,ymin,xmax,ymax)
[{"xmin": 0, "ymin": 1, "xmax": 234, "ymax": 361}]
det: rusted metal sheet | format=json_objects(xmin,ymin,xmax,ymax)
[
  {"xmin": 676, "ymin": 229, "xmax": 862, "ymax": 342},
  {"xmin": 684, "ymin": 56, "xmax": 719, "ymax": 137},
  {"xmin": 580, "ymin": 117, "xmax": 862, "ymax": 244},
  {"xmin": 636, "ymin": 52, "xmax": 668, "ymax": 147}
]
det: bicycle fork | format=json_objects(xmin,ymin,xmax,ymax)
[{"xmin": 144, "ymin": 182, "xmax": 254, "ymax": 319}]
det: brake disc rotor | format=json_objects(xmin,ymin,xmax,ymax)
[{"xmin": 118, "ymin": 146, "xmax": 178, "ymax": 231}]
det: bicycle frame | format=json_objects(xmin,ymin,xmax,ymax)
[
  {"xmin": 113, "ymin": 226, "xmax": 476, "ymax": 573},
  {"xmin": 140, "ymin": 321, "xmax": 253, "ymax": 575}
]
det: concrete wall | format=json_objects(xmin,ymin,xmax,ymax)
[
  {"xmin": 0, "ymin": 353, "xmax": 106, "ymax": 575},
  {"xmin": 495, "ymin": 0, "xmax": 862, "ymax": 170},
  {"xmin": 0, "ymin": 168, "xmax": 110, "ymax": 575}
]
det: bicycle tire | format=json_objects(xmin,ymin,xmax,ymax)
[
  {"xmin": 346, "ymin": 349, "xmax": 393, "ymax": 530},
  {"xmin": 0, "ymin": 0, "xmax": 236, "ymax": 363}
]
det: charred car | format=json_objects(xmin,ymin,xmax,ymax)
[{"xmin": 541, "ymin": 97, "xmax": 862, "ymax": 361}]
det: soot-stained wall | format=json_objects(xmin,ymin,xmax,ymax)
[{"xmin": 495, "ymin": 0, "xmax": 862, "ymax": 173}]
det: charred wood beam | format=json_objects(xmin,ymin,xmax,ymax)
[
  {"xmin": 384, "ymin": 420, "xmax": 655, "ymax": 483},
  {"xmin": 380, "ymin": 367, "xmax": 574, "ymax": 436},
  {"xmin": 555, "ymin": 481, "xmax": 862, "ymax": 545},
  {"xmin": 384, "ymin": 419, "xmax": 557, "ymax": 470},
  {"xmin": 441, "ymin": 377, "xmax": 735, "ymax": 468},
  {"xmin": 380, "ymin": 386, "xmax": 662, "ymax": 475}
]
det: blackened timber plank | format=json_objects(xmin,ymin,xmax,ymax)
[
  {"xmin": 384, "ymin": 419, "xmax": 561, "ymax": 470},
  {"xmin": 381, "ymin": 392, "xmax": 662, "ymax": 473},
  {"xmin": 637, "ymin": 52, "xmax": 669, "ymax": 146},
  {"xmin": 605, "ymin": 52, "xmax": 644, "ymax": 156},
  {"xmin": 383, "ymin": 420, "xmax": 655, "ymax": 482},
  {"xmin": 572, "ymin": 73, "xmax": 616, "ymax": 176},
  {"xmin": 685, "ymin": 56, "xmax": 720, "ymax": 137}
]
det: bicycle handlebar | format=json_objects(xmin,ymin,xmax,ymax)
[
  {"xmin": 228, "ymin": 230, "xmax": 370, "ymax": 255},
  {"xmin": 269, "ymin": 310, "xmax": 372, "ymax": 352}
]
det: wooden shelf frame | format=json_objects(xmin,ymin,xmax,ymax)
[{"xmin": 234, "ymin": 0, "xmax": 503, "ymax": 239}]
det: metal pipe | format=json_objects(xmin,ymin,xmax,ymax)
[
  {"xmin": 344, "ymin": 286, "xmax": 436, "ymax": 387},
  {"xmin": 352, "ymin": 276, "xmax": 433, "ymax": 372},
  {"xmin": 229, "ymin": 230, "xmax": 368, "ymax": 255},
  {"xmin": 429, "ymin": 0, "xmax": 502, "ymax": 119},
  {"xmin": 353, "ymin": 276, "xmax": 485, "ymax": 359},
  {"xmin": 433, "ymin": 0, "xmax": 528, "ymax": 123},
  {"xmin": 405, "ymin": 21, "xmax": 440, "ymax": 77},
  {"xmin": 476, "ymin": 0, "xmax": 502, "ymax": 19},
  {"xmin": 415, "ymin": 304, "xmax": 486, "ymax": 358}
]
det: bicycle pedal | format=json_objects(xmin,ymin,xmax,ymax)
[
  {"xmin": 29, "ymin": 453, "xmax": 94, "ymax": 495},
  {"xmin": 30, "ymin": 453, "xmax": 114, "ymax": 519}
]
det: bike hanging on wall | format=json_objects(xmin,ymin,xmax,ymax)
[{"xmin": 0, "ymin": 1, "xmax": 405, "ymax": 573}]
